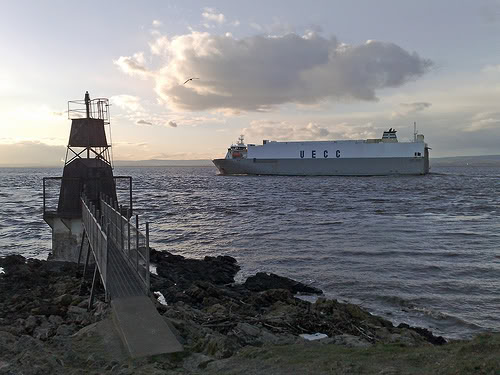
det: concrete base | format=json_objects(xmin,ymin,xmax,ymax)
[
  {"xmin": 111, "ymin": 296, "xmax": 183, "ymax": 358},
  {"xmin": 44, "ymin": 216, "xmax": 83, "ymax": 262}
]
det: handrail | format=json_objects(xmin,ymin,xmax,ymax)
[
  {"xmin": 81, "ymin": 197, "xmax": 109, "ymax": 296},
  {"xmin": 99, "ymin": 193, "xmax": 150, "ymax": 294}
]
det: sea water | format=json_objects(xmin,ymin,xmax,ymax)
[{"xmin": 0, "ymin": 165, "xmax": 499, "ymax": 339}]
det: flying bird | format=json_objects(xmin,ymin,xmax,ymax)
[{"xmin": 183, "ymin": 77, "xmax": 199, "ymax": 85}]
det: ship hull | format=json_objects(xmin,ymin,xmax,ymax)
[{"xmin": 213, "ymin": 156, "xmax": 429, "ymax": 176}]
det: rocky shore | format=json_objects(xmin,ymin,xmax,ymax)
[{"xmin": 1, "ymin": 252, "xmax": 498, "ymax": 374}]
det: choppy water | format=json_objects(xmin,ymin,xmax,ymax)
[{"xmin": 0, "ymin": 166, "xmax": 499, "ymax": 339}]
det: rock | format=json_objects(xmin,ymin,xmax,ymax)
[
  {"xmin": 248, "ymin": 289, "xmax": 294, "ymax": 308},
  {"xmin": 24, "ymin": 315, "xmax": 38, "ymax": 333},
  {"xmin": 72, "ymin": 322, "xmax": 98, "ymax": 337},
  {"xmin": 333, "ymin": 334, "xmax": 372, "ymax": 348},
  {"xmin": 56, "ymin": 324, "xmax": 75, "ymax": 337},
  {"xmin": 93, "ymin": 301, "xmax": 108, "ymax": 317},
  {"xmin": 236, "ymin": 323, "xmax": 261, "ymax": 337},
  {"xmin": 244, "ymin": 272, "xmax": 323, "ymax": 294},
  {"xmin": 55, "ymin": 294, "xmax": 73, "ymax": 307},
  {"xmin": 205, "ymin": 303, "xmax": 227, "ymax": 316},
  {"xmin": 0, "ymin": 331, "xmax": 18, "ymax": 355},
  {"xmin": 0, "ymin": 360, "xmax": 10, "ymax": 371},
  {"xmin": 31, "ymin": 305, "xmax": 64, "ymax": 317},
  {"xmin": 14, "ymin": 335, "xmax": 44, "ymax": 353},
  {"xmin": 48, "ymin": 315, "xmax": 64, "ymax": 326},
  {"xmin": 183, "ymin": 353, "xmax": 214, "ymax": 371},
  {"xmin": 33, "ymin": 327, "xmax": 51, "ymax": 341},
  {"xmin": 152, "ymin": 249, "xmax": 240, "ymax": 289},
  {"xmin": 397, "ymin": 323, "xmax": 447, "ymax": 345},
  {"xmin": 261, "ymin": 330, "xmax": 280, "ymax": 345},
  {"xmin": 0, "ymin": 254, "xmax": 26, "ymax": 267}
]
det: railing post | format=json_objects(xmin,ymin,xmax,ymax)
[
  {"xmin": 120, "ymin": 205, "xmax": 124, "ymax": 251},
  {"xmin": 105, "ymin": 222, "xmax": 110, "ymax": 300},
  {"xmin": 129, "ymin": 176, "xmax": 133, "ymax": 215},
  {"xmin": 42, "ymin": 178, "xmax": 46, "ymax": 214},
  {"xmin": 127, "ymin": 208, "xmax": 131, "ymax": 256},
  {"xmin": 135, "ymin": 215, "xmax": 139, "ymax": 271},
  {"xmin": 146, "ymin": 222, "xmax": 150, "ymax": 294},
  {"xmin": 113, "ymin": 201, "xmax": 117, "ymax": 245}
]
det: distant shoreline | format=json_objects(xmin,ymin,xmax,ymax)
[{"xmin": 2, "ymin": 155, "xmax": 500, "ymax": 168}]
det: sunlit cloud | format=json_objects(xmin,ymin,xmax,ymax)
[
  {"xmin": 116, "ymin": 31, "xmax": 432, "ymax": 113},
  {"xmin": 202, "ymin": 7, "xmax": 225, "ymax": 24},
  {"xmin": 243, "ymin": 119, "xmax": 378, "ymax": 142},
  {"xmin": 110, "ymin": 95, "xmax": 145, "ymax": 112},
  {"xmin": 113, "ymin": 53, "xmax": 151, "ymax": 80},
  {"xmin": 465, "ymin": 112, "xmax": 500, "ymax": 132}
]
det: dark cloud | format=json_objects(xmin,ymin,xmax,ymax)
[
  {"xmin": 400, "ymin": 102, "xmax": 432, "ymax": 112},
  {"xmin": 136, "ymin": 119, "xmax": 153, "ymax": 126},
  {"xmin": 168, "ymin": 120, "xmax": 178, "ymax": 127}
]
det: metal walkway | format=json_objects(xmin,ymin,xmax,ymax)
[
  {"xmin": 79, "ymin": 194, "xmax": 183, "ymax": 357},
  {"xmin": 80, "ymin": 194, "xmax": 150, "ymax": 300}
]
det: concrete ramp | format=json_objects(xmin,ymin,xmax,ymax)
[{"xmin": 111, "ymin": 296, "xmax": 183, "ymax": 358}]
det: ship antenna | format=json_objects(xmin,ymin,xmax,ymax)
[{"xmin": 414, "ymin": 121, "xmax": 417, "ymax": 142}]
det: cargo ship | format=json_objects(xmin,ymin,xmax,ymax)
[{"xmin": 212, "ymin": 128, "xmax": 430, "ymax": 176}]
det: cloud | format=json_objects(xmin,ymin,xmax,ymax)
[
  {"xmin": 117, "ymin": 31, "xmax": 431, "ymax": 112},
  {"xmin": 392, "ymin": 102, "xmax": 432, "ymax": 118},
  {"xmin": 113, "ymin": 53, "xmax": 151, "ymax": 79},
  {"xmin": 136, "ymin": 119, "xmax": 153, "ymax": 126},
  {"xmin": 465, "ymin": 112, "xmax": 500, "ymax": 132},
  {"xmin": 401, "ymin": 102, "xmax": 432, "ymax": 111},
  {"xmin": 0, "ymin": 141, "xmax": 66, "ymax": 166},
  {"xmin": 202, "ymin": 8, "xmax": 225, "ymax": 24},
  {"xmin": 152, "ymin": 20, "xmax": 162, "ymax": 27},
  {"xmin": 110, "ymin": 95, "xmax": 144, "ymax": 112},
  {"xmin": 242, "ymin": 119, "xmax": 378, "ymax": 142},
  {"xmin": 249, "ymin": 22, "xmax": 263, "ymax": 31},
  {"xmin": 168, "ymin": 120, "xmax": 178, "ymax": 127},
  {"xmin": 482, "ymin": 64, "xmax": 500, "ymax": 73}
]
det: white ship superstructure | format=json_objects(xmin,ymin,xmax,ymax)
[{"xmin": 214, "ymin": 128, "xmax": 430, "ymax": 176}]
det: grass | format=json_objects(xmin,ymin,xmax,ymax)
[{"xmin": 206, "ymin": 333, "xmax": 500, "ymax": 375}]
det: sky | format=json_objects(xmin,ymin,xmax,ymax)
[{"xmin": 1, "ymin": 0, "xmax": 499, "ymax": 165}]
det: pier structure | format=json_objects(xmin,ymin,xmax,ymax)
[
  {"xmin": 43, "ymin": 91, "xmax": 182, "ymax": 357},
  {"xmin": 80, "ymin": 193, "xmax": 182, "ymax": 357}
]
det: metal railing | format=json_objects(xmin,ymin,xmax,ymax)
[
  {"xmin": 100, "ymin": 193, "xmax": 150, "ymax": 294},
  {"xmin": 68, "ymin": 97, "xmax": 110, "ymax": 124},
  {"xmin": 81, "ymin": 196, "xmax": 109, "ymax": 295}
]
